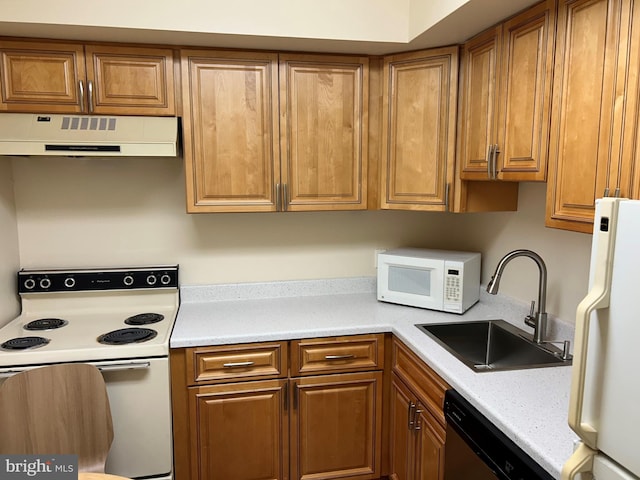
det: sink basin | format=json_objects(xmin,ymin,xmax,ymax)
[{"xmin": 416, "ymin": 320, "xmax": 572, "ymax": 372}]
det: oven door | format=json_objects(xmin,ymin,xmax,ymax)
[
  {"xmin": 98, "ymin": 358, "xmax": 173, "ymax": 479},
  {"xmin": 0, "ymin": 358, "xmax": 173, "ymax": 480}
]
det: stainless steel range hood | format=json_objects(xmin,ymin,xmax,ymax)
[{"xmin": 0, "ymin": 113, "xmax": 178, "ymax": 157}]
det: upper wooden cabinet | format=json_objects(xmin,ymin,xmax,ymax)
[
  {"xmin": 546, "ymin": 0, "xmax": 638, "ymax": 232},
  {"xmin": 181, "ymin": 49, "xmax": 368, "ymax": 213},
  {"xmin": 0, "ymin": 40, "xmax": 175, "ymax": 115},
  {"xmin": 458, "ymin": 0, "xmax": 556, "ymax": 181},
  {"xmin": 280, "ymin": 54, "xmax": 369, "ymax": 211},
  {"xmin": 380, "ymin": 47, "xmax": 458, "ymax": 211},
  {"xmin": 379, "ymin": 46, "xmax": 519, "ymax": 213}
]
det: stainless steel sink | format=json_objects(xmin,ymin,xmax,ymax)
[{"xmin": 416, "ymin": 320, "xmax": 572, "ymax": 372}]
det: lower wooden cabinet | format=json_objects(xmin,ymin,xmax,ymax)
[
  {"xmin": 171, "ymin": 335, "xmax": 385, "ymax": 480},
  {"xmin": 292, "ymin": 372, "xmax": 383, "ymax": 480},
  {"xmin": 189, "ymin": 379, "xmax": 289, "ymax": 480},
  {"xmin": 390, "ymin": 375, "xmax": 445, "ymax": 480},
  {"xmin": 389, "ymin": 340, "xmax": 449, "ymax": 480}
]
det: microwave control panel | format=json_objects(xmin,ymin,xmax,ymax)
[{"xmin": 445, "ymin": 268, "xmax": 462, "ymax": 303}]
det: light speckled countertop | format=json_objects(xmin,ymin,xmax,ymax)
[{"xmin": 171, "ymin": 277, "xmax": 578, "ymax": 479}]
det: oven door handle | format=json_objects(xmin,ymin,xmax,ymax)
[
  {"xmin": 94, "ymin": 361, "xmax": 151, "ymax": 372},
  {"xmin": 0, "ymin": 361, "xmax": 151, "ymax": 378}
]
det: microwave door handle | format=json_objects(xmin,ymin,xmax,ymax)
[{"xmin": 568, "ymin": 198, "xmax": 619, "ymax": 448}]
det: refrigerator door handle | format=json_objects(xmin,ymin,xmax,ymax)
[
  {"xmin": 568, "ymin": 198, "xmax": 620, "ymax": 448},
  {"xmin": 561, "ymin": 442, "xmax": 596, "ymax": 480}
]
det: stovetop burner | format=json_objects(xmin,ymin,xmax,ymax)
[
  {"xmin": 1, "ymin": 336, "xmax": 50, "ymax": 350},
  {"xmin": 98, "ymin": 328, "xmax": 158, "ymax": 345},
  {"xmin": 24, "ymin": 318, "xmax": 69, "ymax": 331},
  {"xmin": 124, "ymin": 313, "xmax": 165, "ymax": 325}
]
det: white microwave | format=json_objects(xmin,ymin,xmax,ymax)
[{"xmin": 377, "ymin": 248, "xmax": 481, "ymax": 314}]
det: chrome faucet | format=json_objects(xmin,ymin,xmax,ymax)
[{"xmin": 486, "ymin": 249, "xmax": 548, "ymax": 344}]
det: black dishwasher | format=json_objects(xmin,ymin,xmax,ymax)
[{"xmin": 444, "ymin": 390, "xmax": 554, "ymax": 480}]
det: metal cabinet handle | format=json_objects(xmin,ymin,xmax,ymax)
[
  {"xmin": 282, "ymin": 183, "xmax": 288, "ymax": 211},
  {"xmin": 222, "ymin": 361, "xmax": 255, "ymax": 368},
  {"xmin": 78, "ymin": 80, "xmax": 86, "ymax": 113},
  {"xmin": 88, "ymin": 80, "xmax": 94, "ymax": 114},
  {"xmin": 408, "ymin": 402, "xmax": 416, "ymax": 430},
  {"xmin": 324, "ymin": 354, "xmax": 355, "ymax": 360},
  {"xmin": 603, "ymin": 187, "xmax": 610, "ymax": 197},
  {"xmin": 444, "ymin": 183, "xmax": 450, "ymax": 212},
  {"xmin": 492, "ymin": 144, "xmax": 500, "ymax": 179},
  {"xmin": 486, "ymin": 144, "xmax": 494, "ymax": 178},
  {"xmin": 414, "ymin": 407, "xmax": 423, "ymax": 430},
  {"xmin": 276, "ymin": 183, "xmax": 282, "ymax": 211}
]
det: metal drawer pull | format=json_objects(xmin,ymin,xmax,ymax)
[
  {"xmin": 223, "ymin": 361, "xmax": 255, "ymax": 368},
  {"xmin": 324, "ymin": 354, "xmax": 355, "ymax": 360}
]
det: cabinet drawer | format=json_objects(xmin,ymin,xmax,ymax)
[
  {"xmin": 392, "ymin": 339, "xmax": 449, "ymax": 425},
  {"xmin": 186, "ymin": 342, "xmax": 287, "ymax": 385},
  {"xmin": 291, "ymin": 334, "xmax": 384, "ymax": 376}
]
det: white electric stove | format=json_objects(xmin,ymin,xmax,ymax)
[{"xmin": 0, "ymin": 265, "xmax": 180, "ymax": 480}]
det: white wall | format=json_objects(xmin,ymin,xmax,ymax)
[
  {"xmin": 0, "ymin": 158, "xmax": 21, "ymax": 326},
  {"xmin": 0, "ymin": 0, "xmax": 539, "ymax": 54},
  {"xmin": 12, "ymin": 157, "xmax": 592, "ymax": 325}
]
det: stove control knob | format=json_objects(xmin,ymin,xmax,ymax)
[
  {"xmin": 24, "ymin": 278, "xmax": 36, "ymax": 290},
  {"xmin": 123, "ymin": 275, "xmax": 135, "ymax": 287},
  {"xmin": 64, "ymin": 277, "xmax": 76, "ymax": 288},
  {"xmin": 39, "ymin": 278, "xmax": 51, "ymax": 289},
  {"xmin": 160, "ymin": 274, "xmax": 172, "ymax": 285},
  {"xmin": 146, "ymin": 275, "xmax": 157, "ymax": 286}
]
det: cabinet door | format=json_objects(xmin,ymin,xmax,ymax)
[
  {"xmin": 389, "ymin": 375, "xmax": 415, "ymax": 480},
  {"xmin": 85, "ymin": 45, "xmax": 175, "ymax": 115},
  {"xmin": 0, "ymin": 40, "xmax": 85, "ymax": 113},
  {"xmin": 381, "ymin": 47, "xmax": 458, "ymax": 211},
  {"xmin": 291, "ymin": 371, "xmax": 382, "ymax": 480},
  {"xmin": 458, "ymin": 27, "xmax": 501, "ymax": 178},
  {"xmin": 189, "ymin": 379, "xmax": 289, "ymax": 480},
  {"xmin": 279, "ymin": 54, "xmax": 368, "ymax": 211},
  {"xmin": 496, "ymin": 0, "xmax": 556, "ymax": 181},
  {"xmin": 413, "ymin": 406, "xmax": 445, "ymax": 480},
  {"xmin": 546, "ymin": 0, "xmax": 626, "ymax": 232},
  {"xmin": 181, "ymin": 50, "xmax": 280, "ymax": 212}
]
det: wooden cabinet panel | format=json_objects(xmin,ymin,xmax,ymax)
[
  {"xmin": 0, "ymin": 39, "xmax": 175, "ymax": 115},
  {"xmin": 389, "ymin": 375, "xmax": 415, "ymax": 480},
  {"xmin": 458, "ymin": 28, "xmax": 500, "ymax": 178},
  {"xmin": 290, "ymin": 334, "xmax": 384, "ymax": 376},
  {"xmin": 187, "ymin": 342, "xmax": 288, "ymax": 384},
  {"xmin": 182, "ymin": 50, "xmax": 368, "ymax": 213},
  {"xmin": 189, "ymin": 379, "xmax": 288, "ymax": 480},
  {"xmin": 0, "ymin": 41, "xmax": 85, "ymax": 112},
  {"xmin": 546, "ymin": 0, "xmax": 625, "ymax": 232},
  {"xmin": 498, "ymin": 3, "xmax": 555, "ymax": 180},
  {"xmin": 459, "ymin": 0, "xmax": 555, "ymax": 181},
  {"xmin": 389, "ymin": 371, "xmax": 445, "ymax": 480},
  {"xmin": 279, "ymin": 54, "xmax": 368, "ymax": 211},
  {"xmin": 85, "ymin": 45, "xmax": 175, "ymax": 115},
  {"xmin": 380, "ymin": 47, "xmax": 458, "ymax": 211},
  {"xmin": 291, "ymin": 372, "xmax": 382, "ymax": 480},
  {"xmin": 181, "ymin": 50, "xmax": 280, "ymax": 212},
  {"xmin": 392, "ymin": 339, "xmax": 449, "ymax": 426},
  {"xmin": 414, "ymin": 409, "xmax": 445, "ymax": 480}
]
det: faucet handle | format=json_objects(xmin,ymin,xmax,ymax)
[{"xmin": 524, "ymin": 300, "xmax": 536, "ymax": 328}]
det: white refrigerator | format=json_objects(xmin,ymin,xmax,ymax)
[{"xmin": 562, "ymin": 198, "xmax": 640, "ymax": 480}]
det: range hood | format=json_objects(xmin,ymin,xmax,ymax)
[{"xmin": 0, "ymin": 113, "xmax": 178, "ymax": 157}]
